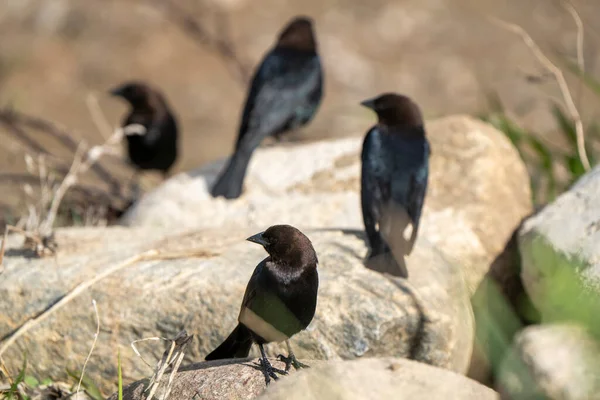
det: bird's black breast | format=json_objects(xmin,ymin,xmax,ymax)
[
  {"xmin": 361, "ymin": 127, "xmax": 429, "ymax": 221},
  {"xmin": 123, "ymin": 111, "xmax": 178, "ymax": 172},
  {"xmin": 239, "ymin": 259, "xmax": 318, "ymax": 343}
]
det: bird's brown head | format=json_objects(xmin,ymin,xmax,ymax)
[
  {"xmin": 247, "ymin": 224, "xmax": 318, "ymax": 268},
  {"xmin": 276, "ymin": 16, "xmax": 317, "ymax": 53},
  {"xmin": 110, "ymin": 81, "xmax": 156, "ymax": 108},
  {"xmin": 361, "ymin": 93, "xmax": 424, "ymax": 130}
]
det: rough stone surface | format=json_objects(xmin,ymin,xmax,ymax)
[
  {"xmin": 108, "ymin": 358, "xmax": 499, "ymax": 400},
  {"xmin": 123, "ymin": 115, "xmax": 532, "ymax": 293},
  {"xmin": 519, "ymin": 165, "xmax": 600, "ymax": 318},
  {"xmin": 0, "ymin": 225, "xmax": 472, "ymax": 394},
  {"xmin": 497, "ymin": 324, "xmax": 600, "ymax": 400}
]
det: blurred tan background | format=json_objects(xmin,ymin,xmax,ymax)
[{"xmin": 1, "ymin": 0, "xmax": 599, "ymax": 222}]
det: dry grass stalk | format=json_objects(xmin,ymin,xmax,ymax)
[
  {"xmin": 86, "ymin": 93, "xmax": 113, "ymax": 141},
  {"xmin": 0, "ymin": 95, "xmax": 131, "ymax": 257},
  {"xmin": 76, "ymin": 299, "xmax": 100, "ymax": 398},
  {"xmin": 0, "ymin": 355, "xmax": 12, "ymax": 385},
  {"xmin": 2, "ymin": 124, "xmax": 125, "ymax": 257},
  {"xmin": 2, "ymin": 225, "xmax": 56, "ymax": 258},
  {"xmin": 131, "ymin": 331, "xmax": 193, "ymax": 400},
  {"xmin": 146, "ymin": 0, "xmax": 251, "ymax": 85},
  {"xmin": 0, "ymin": 248, "xmax": 215, "ymax": 358},
  {"xmin": 562, "ymin": 0, "xmax": 585, "ymax": 74},
  {"xmin": 562, "ymin": 0, "xmax": 587, "ymax": 132},
  {"xmin": 0, "ymin": 249, "xmax": 156, "ymax": 359},
  {"xmin": 489, "ymin": 15, "xmax": 592, "ymax": 171},
  {"xmin": 0, "ymin": 228, "xmax": 7, "ymax": 274},
  {"xmin": 0, "ymin": 107, "xmax": 125, "ymax": 194}
]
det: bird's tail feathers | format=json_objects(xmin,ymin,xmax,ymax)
[
  {"xmin": 211, "ymin": 151, "xmax": 252, "ymax": 199},
  {"xmin": 205, "ymin": 323, "xmax": 253, "ymax": 361},
  {"xmin": 366, "ymin": 239, "xmax": 408, "ymax": 278},
  {"xmin": 368, "ymin": 236, "xmax": 391, "ymax": 259},
  {"xmin": 407, "ymin": 222, "xmax": 419, "ymax": 255}
]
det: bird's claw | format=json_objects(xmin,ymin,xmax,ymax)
[
  {"xmin": 259, "ymin": 358, "xmax": 287, "ymax": 385},
  {"xmin": 277, "ymin": 353, "xmax": 310, "ymax": 372}
]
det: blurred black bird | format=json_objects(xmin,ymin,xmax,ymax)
[
  {"xmin": 110, "ymin": 81, "xmax": 178, "ymax": 179},
  {"xmin": 360, "ymin": 93, "xmax": 430, "ymax": 278},
  {"xmin": 211, "ymin": 16, "xmax": 324, "ymax": 199},
  {"xmin": 205, "ymin": 224, "xmax": 319, "ymax": 385}
]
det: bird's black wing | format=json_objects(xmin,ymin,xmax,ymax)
[
  {"xmin": 389, "ymin": 135, "xmax": 430, "ymax": 254},
  {"xmin": 236, "ymin": 48, "xmax": 322, "ymax": 151},
  {"xmin": 361, "ymin": 127, "xmax": 388, "ymax": 253},
  {"xmin": 408, "ymin": 139, "xmax": 430, "ymax": 245},
  {"xmin": 240, "ymin": 258, "xmax": 265, "ymax": 309},
  {"xmin": 239, "ymin": 259, "xmax": 307, "ymax": 341},
  {"xmin": 281, "ymin": 268, "xmax": 319, "ymax": 330}
]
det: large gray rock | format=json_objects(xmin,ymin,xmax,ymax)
[
  {"xmin": 0, "ymin": 225, "xmax": 472, "ymax": 394},
  {"xmin": 109, "ymin": 357, "xmax": 499, "ymax": 400},
  {"xmin": 497, "ymin": 324, "xmax": 600, "ymax": 400},
  {"xmin": 260, "ymin": 358, "xmax": 499, "ymax": 400},
  {"xmin": 519, "ymin": 166, "xmax": 600, "ymax": 321},
  {"xmin": 123, "ymin": 115, "xmax": 532, "ymax": 293}
]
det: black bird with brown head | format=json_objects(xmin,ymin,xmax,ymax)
[
  {"xmin": 211, "ymin": 16, "xmax": 324, "ymax": 199},
  {"xmin": 360, "ymin": 93, "xmax": 430, "ymax": 278},
  {"xmin": 110, "ymin": 81, "xmax": 179, "ymax": 179},
  {"xmin": 205, "ymin": 224, "xmax": 319, "ymax": 385}
]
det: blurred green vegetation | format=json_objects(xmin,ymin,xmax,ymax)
[
  {"xmin": 67, "ymin": 368, "xmax": 104, "ymax": 400},
  {"xmin": 0, "ymin": 354, "xmax": 103, "ymax": 400},
  {"xmin": 472, "ymin": 59, "xmax": 600, "ymax": 398},
  {"xmin": 479, "ymin": 95, "xmax": 599, "ymax": 206},
  {"xmin": 117, "ymin": 349, "xmax": 123, "ymax": 400},
  {"xmin": 473, "ymin": 232, "xmax": 600, "ymax": 398},
  {"xmin": 519, "ymin": 235, "xmax": 600, "ymax": 334},
  {"xmin": 479, "ymin": 65, "xmax": 600, "ymax": 206}
]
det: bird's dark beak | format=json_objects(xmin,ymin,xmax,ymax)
[
  {"xmin": 246, "ymin": 232, "xmax": 267, "ymax": 246},
  {"xmin": 109, "ymin": 87, "xmax": 124, "ymax": 97},
  {"xmin": 360, "ymin": 98, "xmax": 376, "ymax": 110}
]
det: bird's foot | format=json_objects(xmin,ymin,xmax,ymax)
[
  {"xmin": 277, "ymin": 353, "xmax": 309, "ymax": 372},
  {"xmin": 259, "ymin": 357, "xmax": 287, "ymax": 385}
]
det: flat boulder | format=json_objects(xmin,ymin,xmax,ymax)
[
  {"xmin": 123, "ymin": 115, "xmax": 532, "ymax": 293},
  {"xmin": 109, "ymin": 358, "xmax": 499, "ymax": 400},
  {"xmin": 0, "ymin": 226, "xmax": 472, "ymax": 394},
  {"xmin": 498, "ymin": 324, "xmax": 600, "ymax": 399},
  {"xmin": 519, "ymin": 165, "xmax": 600, "ymax": 322}
]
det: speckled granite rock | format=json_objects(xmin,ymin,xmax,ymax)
[
  {"xmin": 0, "ymin": 225, "xmax": 472, "ymax": 394},
  {"xmin": 108, "ymin": 358, "xmax": 499, "ymax": 400},
  {"xmin": 123, "ymin": 115, "xmax": 532, "ymax": 294}
]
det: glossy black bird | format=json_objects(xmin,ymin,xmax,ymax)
[
  {"xmin": 205, "ymin": 224, "xmax": 319, "ymax": 385},
  {"xmin": 211, "ymin": 16, "xmax": 324, "ymax": 199},
  {"xmin": 110, "ymin": 82, "xmax": 178, "ymax": 178},
  {"xmin": 360, "ymin": 93, "xmax": 430, "ymax": 278}
]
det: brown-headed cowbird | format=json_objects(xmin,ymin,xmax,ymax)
[
  {"xmin": 211, "ymin": 16, "xmax": 324, "ymax": 199},
  {"xmin": 360, "ymin": 93, "xmax": 430, "ymax": 278},
  {"xmin": 205, "ymin": 224, "xmax": 319, "ymax": 385},
  {"xmin": 110, "ymin": 82, "xmax": 178, "ymax": 178}
]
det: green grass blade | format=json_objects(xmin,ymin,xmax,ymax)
[
  {"xmin": 7, "ymin": 356, "xmax": 27, "ymax": 400},
  {"xmin": 23, "ymin": 376, "xmax": 39, "ymax": 388},
  {"xmin": 118, "ymin": 348, "xmax": 123, "ymax": 400},
  {"xmin": 551, "ymin": 104, "xmax": 577, "ymax": 148},
  {"xmin": 66, "ymin": 369, "xmax": 103, "ymax": 400},
  {"xmin": 526, "ymin": 136, "xmax": 557, "ymax": 201}
]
